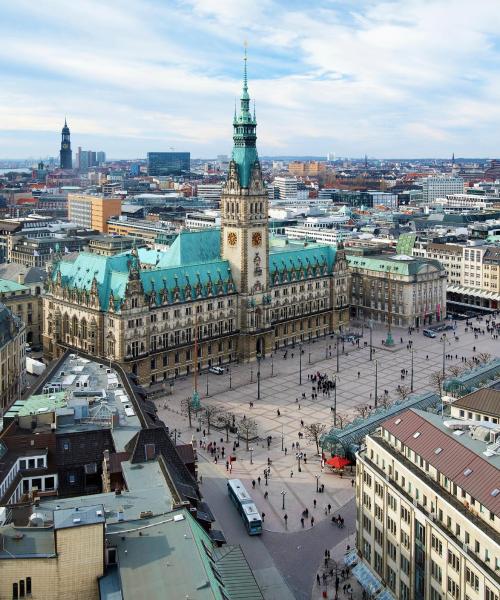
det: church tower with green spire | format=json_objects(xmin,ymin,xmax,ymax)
[{"xmin": 221, "ymin": 48, "xmax": 271, "ymax": 360}]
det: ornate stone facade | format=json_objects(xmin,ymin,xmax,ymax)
[{"xmin": 42, "ymin": 53, "xmax": 350, "ymax": 384}]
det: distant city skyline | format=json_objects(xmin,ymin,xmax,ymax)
[{"xmin": 1, "ymin": 0, "xmax": 499, "ymax": 159}]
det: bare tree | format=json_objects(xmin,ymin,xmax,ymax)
[
  {"xmin": 377, "ymin": 394, "xmax": 393, "ymax": 409},
  {"xmin": 477, "ymin": 352, "xmax": 492, "ymax": 364},
  {"xmin": 202, "ymin": 405, "xmax": 220, "ymax": 435},
  {"xmin": 217, "ymin": 411, "xmax": 234, "ymax": 443},
  {"xmin": 447, "ymin": 365, "xmax": 464, "ymax": 378},
  {"xmin": 304, "ymin": 422, "xmax": 327, "ymax": 455},
  {"xmin": 237, "ymin": 416, "xmax": 258, "ymax": 450},
  {"xmin": 464, "ymin": 358, "xmax": 476, "ymax": 370},
  {"xmin": 429, "ymin": 371, "xmax": 446, "ymax": 399},
  {"xmin": 181, "ymin": 396, "xmax": 195, "ymax": 428},
  {"xmin": 395, "ymin": 385, "xmax": 411, "ymax": 402},
  {"xmin": 335, "ymin": 413, "xmax": 350, "ymax": 429},
  {"xmin": 355, "ymin": 405, "xmax": 370, "ymax": 419}
]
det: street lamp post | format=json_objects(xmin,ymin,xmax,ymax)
[
  {"xmin": 369, "ymin": 322, "xmax": 373, "ymax": 361},
  {"xmin": 299, "ymin": 343, "xmax": 303, "ymax": 385},
  {"xmin": 206, "ymin": 369, "xmax": 209, "ymax": 397},
  {"xmin": 297, "ymin": 452, "xmax": 302, "ymax": 472},
  {"xmin": 410, "ymin": 349, "xmax": 414, "ymax": 392},
  {"xmin": 374, "ymin": 359, "xmax": 378, "ymax": 408},
  {"xmin": 257, "ymin": 353, "xmax": 261, "ymax": 400},
  {"xmin": 229, "ymin": 366, "xmax": 232, "ymax": 390},
  {"xmin": 281, "ymin": 489, "xmax": 286, "ymax": 510},
  {"xmin": 333, "ymin": 374, "xmax": 337, "ymax": 427},
  {"xmin": 250, "ymin": 447, "xmax": 254, "ymax": 465},
  {"xmin": 336, "ymin": 336, "xmax": 340, "ymax": 372},
  {"xmin": 281, "ymin": 423, "xmax": 284, "ymax": 451},
  {"xmin": 441, "ymin": 334, "xmax": 447, "ymax": 376},
  {"xmin": 315, "ymin": 473, "xmax": 321, "ymax": 492},
  {"xmin": 271, "ymin": 353, "xmax": 274, "ymax": 377}
]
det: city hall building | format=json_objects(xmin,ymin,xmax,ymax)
[{"xmin": 42, "ymin": 56, "xmax": 349, "ymax": 384}]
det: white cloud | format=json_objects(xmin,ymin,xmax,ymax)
[{"xmin": 0, "ymin": 0, "xmax": 499, "ymax": 157}]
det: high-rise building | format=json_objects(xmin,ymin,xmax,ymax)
[
  {"xmin": 147, "ymin": 152, "xmax": 191, "ymax": 176},
  {"xmin": 59, "ymin": 119, "xmax": 72, "ymax": 169},
  {"xmin": 421, "ymin": 176, "xmax": 464, "ymax": 203},
  {"xmin": 96, "ymin": 151, "xmax": 106, "ymax": 165},
  {"xmin": 274, "ymin": 176, "xmax": 298, "ymax": 200},
  {"xmin": 67, "ymin": 194, "xmax": 121, "ymax": 233}
]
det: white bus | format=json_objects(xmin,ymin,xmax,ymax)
[{"xmin": 227, "ymin": 479, "xmax": 262, "ymax": 535}]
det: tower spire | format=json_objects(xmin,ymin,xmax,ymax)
[{"xmin": 243, "ymin": 41, "xmax": 249, "ymax": 100}]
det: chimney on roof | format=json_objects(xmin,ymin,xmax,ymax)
[{"xmin": 17, "ymin": 272, "xmax": 25, "ymax": 285}]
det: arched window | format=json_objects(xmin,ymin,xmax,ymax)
[
  {"xmin": 81, "ymin": 318, "xmax": 87, "ymax": 339},
  {"xmin": 72, "ymin": 315, "xmax": 78, "ymax": 336},
  {"xmin": 63, "ymin": 314, "xmax": 69, "ymax": 335}
]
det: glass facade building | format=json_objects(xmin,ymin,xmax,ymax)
[{"xmin": 147, "ymin": 152, "xmax": 191, "ymax": 176}]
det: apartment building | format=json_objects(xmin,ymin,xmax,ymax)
[
  {"xmin": 0, "ymin": 304, "xmax": 26, "ymax": 412},
  {"xmin": 68, "ymin": 194, "xmax": 121, "ymax": 233},
  {"xmin": 413, "ymin": 242, "xmax": 463, "ymax": 285},
  {"xmin": 356, "ymin": 408, "xmax": 500, "ymax": 600}
]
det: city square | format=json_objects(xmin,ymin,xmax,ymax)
[{"xmin": 156, "ymin": 317, "xmax": 499, "ymax": 598}]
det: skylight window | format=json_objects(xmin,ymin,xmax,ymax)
[
  {"xmin": 413, "ymin": 432, "xmax": 421, "ymax": 438},
  {"xmin": 491, "ymin": 489, "xmax": 500, "ymax": 497},
  {"xmin": 395, "ymin": 418, "xmax": 401, "ymax": 425},
  {"xmin": 463, "ymin": 468, "xmax": 472, "ymax": 476},
  {"xmin": 434, "ymin": 448, "xmax": 443, "ymax": 455}
]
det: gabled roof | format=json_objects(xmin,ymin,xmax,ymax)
[
  {"xmin": 381, "ymin": 409, "xmax": 500, "ymax": 516},
  {"xmin": 156, "ymin": 229, "xmax": 222, "ymax": 267}
]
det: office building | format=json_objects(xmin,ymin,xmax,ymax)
[
  {"xmin": 59, "ymin": 119, "xmax": 72, "ymax": 169},
  {"xmin": 147, "ymin": 152, "xmax": 190, "ymax": 176},
  {"xmin": 0, "ymin": 303, "xmax": 25, "ymax": 412},
  {"xmin": 274, "ymin": 176, "xmax": 298, "ymax": 200},
  {"xmin": 68, "ymin": 194, "xmax": 121, "ymax": 233},
  {"xmin": 421, "ymin": 177, "xmax": 464, "ymax": 204},
  {"xmin": 196, "ymin": 183, "xmax": 222, "ymax": 202},
  {"xmin": 288, "ymin": 161, "xmax": 326, "ymax": 177},
  {"xmin": 348, "ymin": 250, "xmax": 447, "ymax": 327},
  {"xmin": 356, "ymin": 407, "xmax": 500, "ymax": 600},
  {"xmin": 42, "ymin": 54, "xmax": 350, "ymax": 383}
]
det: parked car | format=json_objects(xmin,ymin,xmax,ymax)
[
  {"xmin": 423, "ymin": 329, "xmax": 437, "ymax": 338},
  {"xmin": 209, "ymin": 366, "xmax": 224, "ymax": 375}
]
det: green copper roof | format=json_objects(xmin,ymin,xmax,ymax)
[
  {"xmin": 269, "ymin": 241, "xmax": 336, "ymax": 285},
  {"xmin": 0, "ymin": 278, "xmax": 29, "ymax": 294},
  {"xmin": 231, "ymin": 49, "xmax": 259, "ymax": 188},
  {"xmin": 347, "ymin": 254, "xmax": 443, "ymax": 276},
  {"xmin": 154, "ymin": 229, "xmax": 221, "ymax": 267}
]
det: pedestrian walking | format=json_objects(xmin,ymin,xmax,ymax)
[
  {"xmin": 311, "ymin": 516, "xmax": 315, "ymax": 526},
  {"xmin": 284, "ymin": 514, "xmax": 288, "ymax": 526},
  {"xmin": 257, "ymin": 476, "xmax": 261, "ymax": 485},
  {"xmin": 252, "ymin": 480, "xmax": 256, "ymax": 488},
  {"xmin": 328, "ymin": 503, "xmax": 331, "ymax": 514},
  {"xmin": 290, "ymin": 470, "xmax": 294, "ymax": 478},
  {"xmin": 301, "ymin": 517, "xmax": 305, "ymax": 527},
  {"xmin": 264, "ymin": 491, "xmax": 268, "ymax": 499},
  {"xmin": 262, "ymin": 512, "xmax": 265, "ymax": 523},
  {"xmin": 313, "ymin": 498, "xmax": 317, "ymax": 508}
]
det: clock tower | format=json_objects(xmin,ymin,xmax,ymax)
[
  {"xmin": 221, "ymin": 49, "xmax": 271, "ymax": 360},
  {"xmin": 59, "ymin": 118, "xmax": 72, "ymax": 169}
]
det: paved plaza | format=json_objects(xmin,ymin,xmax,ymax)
[{"xmin": 155, "ymin": 317, "xmax": 499, "ymax": 598}]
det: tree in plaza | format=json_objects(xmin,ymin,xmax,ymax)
[
  {"xmin": 477, "ymin": 352, "xmax": 492, "ymax": 364},
  {"xmin": 181, "ymin": 396, "xmax": 195, "ymax": 428},
  {"xmin": 335, "ymin": 413, "xmax": 350, "ymax": 430},
  {"xmin": 217, "ymin": 411, "xmax": 234, "ymax": 443},
  {"xmin": 202, "ymin": 405, "xmax": 220, "ymax": 435},
  {"xmin": 395, "ymin": 385, "xmax": 411, "ymax": 402},
  {"xmin": 237, "ymin": 416, "xmax": 258, "ymax": 451},
  {"xmin": 430, "ymin": 370, "xmax": 446, "ymax": 402},
  {"xmin": 304, "ymin": 422, "xmax": 327, "ymax": 455},
  {"xmin": 377, "ymin": 394, "xmax": 394, "ymax": 409},
  {"xmin": 447, "ymin": 364, "xmax": 464, "ymax": 378},
  {"xmin": 355, "ymin": 405, "xmax": 371, "ymax": 419}
]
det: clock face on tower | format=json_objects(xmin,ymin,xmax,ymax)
[
  {"xmin": 227, "ymin": 232, "xmax": 237, "ymax": 246},
  {"xmin": 62, "ymin": 143, "xmax": 69, "ymax": 149},
  {"xmin": 252, "ymin": 232, "xmax": 262, "ymax": 247}
]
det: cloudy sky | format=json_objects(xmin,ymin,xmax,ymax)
[{"xmin": 1, "ymin": 0, "xmax": 499, "ymax": 159}]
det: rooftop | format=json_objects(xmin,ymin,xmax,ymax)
[
  {"xmin": 0, "ymin": 525, "xmax": 55, "ymax": 559},
  {"xmin": 381, "ymin": 408, "xmax": 500, "ymax": 516},
  {"xmin": 453, "ymin": 388, "xmax": 500, "ymax": 418},
  {"xmin": 0, "ymin": 278, "xmax": 30, "ymax": 294},
  {"xmin": 106, "ymin": 509, "xmax": 263, "ymax": 600},
  {"xmin": 53, "ymin": 504, "xmax": 105, "ymax": 530}
]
